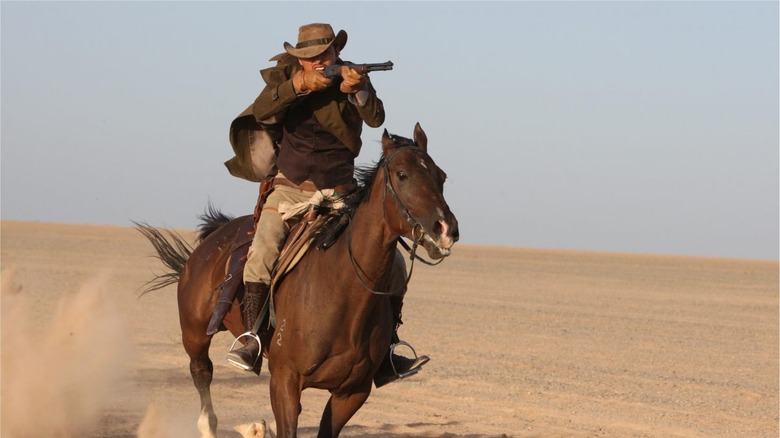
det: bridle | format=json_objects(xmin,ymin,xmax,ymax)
[{"xmin": 347, "ymin": 144, "xmax": 446, "ymax": 296}]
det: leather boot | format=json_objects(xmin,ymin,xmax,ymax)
[
  {"xmin": 227, "ymin": 282, "xmax": 266, "ymax": 371},
  {"xmin": 374, "ymin": 296, "xmax": 430, "ymax": 388}
]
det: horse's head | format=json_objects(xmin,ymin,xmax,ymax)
[{"xmin": 379, "ymin": 123, "xmax": 459, "ymax": 259}]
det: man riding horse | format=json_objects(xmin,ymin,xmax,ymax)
[{"xmin": 224, "ymin": 23, "xmax": 428, "ymax": 386}]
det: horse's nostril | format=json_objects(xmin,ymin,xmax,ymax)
[
  {"xmin": 451, "ymin": 227, "xmax": 460, "ymax": 242},
  {"xmin": 433, "ymin": 220, "xmax": 444, "ymax": 235}
]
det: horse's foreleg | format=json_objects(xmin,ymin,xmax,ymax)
[
  {"xmin": 269, "ymin": 370, "xmax": 302, "ymax": 438},
  {"xmin": 317, "ymin": 386, "xmax": 372, "ymax": 438},
  {"xmin": 185, "ymin": 337, "xmax": 218, "ymax": 438}
]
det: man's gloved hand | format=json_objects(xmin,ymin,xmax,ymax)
[
  {"xmin": 339, "ymin": 66, "xmax": 367, "ymax": 94},
  {"xmin": 293, "ymin": 70, "xmax": 332, "ymax": 94}
]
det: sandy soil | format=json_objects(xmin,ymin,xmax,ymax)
[{"xmin": 1, "ymin": 220, "xmax": 777, "ymax": 438}]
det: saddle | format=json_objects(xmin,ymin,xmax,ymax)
[
  {"xmin": 264, "ymin": 211, "xmax": 330, "ymax": 329},
  {"xmin": 205, "ymin": 216, "xmax": 255, "ymax": 335},
  {"xmin": 205, "ymin": 180, "xmax": 335, "ymax": 336}
]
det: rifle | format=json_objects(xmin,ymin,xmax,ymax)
[{"xmin": 323, "ymin": 61, "xmax": 394, "ymax": 79}]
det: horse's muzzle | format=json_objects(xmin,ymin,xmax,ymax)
[{"xmin": 422, "ymin": 218, "xmax": 459, "ymax": 260}]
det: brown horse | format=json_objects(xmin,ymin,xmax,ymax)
[{"xmin": 136, "ymin": 124, "xmax": 458, "ymax": 438}]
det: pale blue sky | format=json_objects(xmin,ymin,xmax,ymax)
[{"xmin": 2, "ymin": 1, "xmax": 778, "ymax": 260}]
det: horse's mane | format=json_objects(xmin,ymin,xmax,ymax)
[
  {"xmin": 313, "ymin": 134, "xmax": 417, "ymax": 249},
  {"xmin": 311, "ymin": 162, "xmax": 377, "ymax": 249}
]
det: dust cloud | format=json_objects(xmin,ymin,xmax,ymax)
[
  {"xmin": 136, "ymin": 404, "xmax": 274, "ymax": 438},
  {"xmin": 136, "ymin": 404, "xmax": 168, "ymax": 438},
  {"xmin": 1, "ymin": 270, "xmax": 133, "ymax": 437},
  {"xmin": 1, "ymin": 268, "xmax": 265, "ymax": 438},
  {"xmin": 136, "ymin": 403, "xmax": 197, "ymax": 438},
  {"xmin": 135, "ymin": 402, "xmax": 204, "ymax": 438}
]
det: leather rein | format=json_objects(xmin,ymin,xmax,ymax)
[{"xmin": 346, "ymin": 145, "xmax": 445, "ymax": 296}]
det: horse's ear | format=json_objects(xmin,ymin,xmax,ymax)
[
  {"xmin": 381, "ymin": 129, "xmax": 395, "ymax": 154},
  {"xmin": 413, "ymin": 122, "xmax": 427, "ymax": 152}
]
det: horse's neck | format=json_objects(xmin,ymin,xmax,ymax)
[{"xmin": 344, "ymin": 185, "xmax": 398, "ymax": 286}]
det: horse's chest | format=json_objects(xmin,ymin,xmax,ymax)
[
  {"xmin": 269, "ymin": 298, "xmax": 386, "ymax": 390},
  {"xmin": 270, "ymin": 327, "xmax": 375, "ymax": 389},
  {"xmin": 307, "ymin": 352, "xmax": 374, "ymax": 391}
]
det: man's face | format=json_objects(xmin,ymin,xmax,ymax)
[{"xmin": 298, "ymin": 46, "xmax": 337, "ymax": 72}]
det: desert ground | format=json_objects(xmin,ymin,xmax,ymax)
[{"xmin": 1, "ymin": 220, "xmax": 777, "ymax": 438}]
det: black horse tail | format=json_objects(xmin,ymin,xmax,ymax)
[{"xmin": 133, "ymin": 221, "xmax": 193, "ymax": 296}]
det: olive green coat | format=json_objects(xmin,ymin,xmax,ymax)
[{"xmin": 225, "ymin": 55, "xmax": 385, "ymax": 182}]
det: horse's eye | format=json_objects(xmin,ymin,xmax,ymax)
[{"xmin": 396, "ymin": 170, "xmax": 408, "ymax": 180}]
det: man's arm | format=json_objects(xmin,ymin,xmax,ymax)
[
  {"xmin": 252, "ymin": 65, "xmax": 302, "ymax": 123},
  {"xmin": 340, "ymin": 64, "xmax": 384, "ymax": 127},
  {"xmin": 253, "ymin": 65, "xmax": 338, "ymax": 122},
  {"xmin": 353, "ymin": 78, "xmax": 385, "ymax": 128}
]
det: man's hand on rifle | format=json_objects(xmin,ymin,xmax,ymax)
[
  {"xmin": 293, "ymin": 70, "xmax": 332, "ymax": 94},
  {"xmin": 340, "ymin": 66, "xmax": 367, "ymax": 94}
]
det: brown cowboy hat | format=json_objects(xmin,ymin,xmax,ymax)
[{"xmin": 283, "ymin": 23, "xmax": 347, "ymax": 59}]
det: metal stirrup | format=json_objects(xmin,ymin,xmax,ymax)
[
  {"xmin": 228, "ymin": 331, "xmax": 262, "ymax": 369},
  {"xmin": 388, "ymin": 340, "xmax": 420, "ymax": 375}
]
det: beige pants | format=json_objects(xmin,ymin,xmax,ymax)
[{"xmin": 243, "ymin": 184, "xmax": 316, "ymax": 284}]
